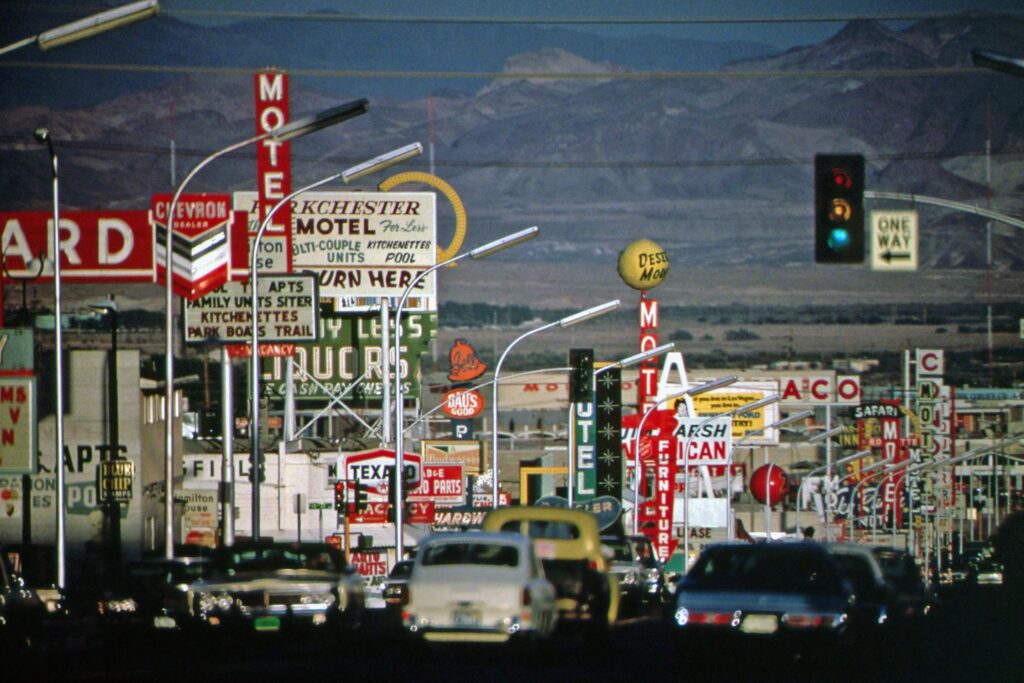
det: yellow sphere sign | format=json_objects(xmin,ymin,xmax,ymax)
[{"xmin": 617, "ymin": 239, "xmax": 669, "ymax": 290}]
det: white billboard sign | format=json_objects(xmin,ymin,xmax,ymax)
[
  {"xmin": 235, "ymin": 191, "xmax": 437, "ymax": 306},
  {"xmin": 182, "ymin": 273, "xmax": 318, "ymax": 344}
]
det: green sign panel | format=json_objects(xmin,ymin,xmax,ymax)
[{"xmin": 261, "ymin": 312, "xmax": 436, "ymax": 401}]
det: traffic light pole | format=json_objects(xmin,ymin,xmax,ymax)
[{"xmin": 864, "ymin": 191, "xmax": 1024, "ymax": 231}]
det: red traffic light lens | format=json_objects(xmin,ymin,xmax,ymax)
[{"xmin": 830, "ymin": 168, "xmax": 852, "ymax": 189}]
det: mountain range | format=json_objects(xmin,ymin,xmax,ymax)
[{"xmin": 2, "ymin": 10, "xmax": 1024, "ymax": 276}]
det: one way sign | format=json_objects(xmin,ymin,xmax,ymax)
[{"xmin": 871, "ymin": 209, "xmax": 918, "ymax": 271}]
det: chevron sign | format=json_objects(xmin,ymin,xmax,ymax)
[{"xmin": 151, "ymin": 193, "xmax": 245, "ymax": 300}]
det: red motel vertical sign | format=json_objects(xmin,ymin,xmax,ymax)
[{"xmin": 254, "ymin": 70, "xmax": 293, "ymax": 271}]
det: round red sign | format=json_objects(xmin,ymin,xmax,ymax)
[{"xmin": 441, "ymin": 389, "xmax": 485, "ymax": 419}]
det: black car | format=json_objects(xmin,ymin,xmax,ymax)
[
  {"xmin": 187, "ymin": 541, "xmax": 365, "ymax": 635},
  {"xmin": 673, "ymin": 543, "xmax": 857, "ymax": 666},
  {"xmin": 94, "ymin": 555, "xmax": 212, "ymax": 636},
  {"xmin": 823, "ymin": 544, "xmax": 894, "ymax": 636},
  {"xmin": 1, "ymin": 544, "xmax": 67, "ymax": 651},
  {"xmin": 871, "ymin": 547, "xmax": 938, "ymax": 623}
]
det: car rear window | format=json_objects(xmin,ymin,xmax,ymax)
[
  {"xmin": 499, "ymin": 520, "xmax": 580, "ymax": 540},
  {"xmin": 687, "ymin": 546, "xmax": 844, "ymax": 596},
  {"xmin": 421, "ymin": 542, "xmax": 519, "ymax": 568}
]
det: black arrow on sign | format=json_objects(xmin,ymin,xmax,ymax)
[{"xmin": 881, "ymin": 250, "xmax": 912, "ymax": 263}]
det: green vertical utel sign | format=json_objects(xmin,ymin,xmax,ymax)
[{"xmin": 569, "ymin": 349, "xmax": 596, "ymax": 501}]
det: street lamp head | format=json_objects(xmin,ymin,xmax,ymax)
[
  {"xmin": 341, "ymin": 142, "xmax": 423, "ymax": 183},
  {"xmin": 729, "ymin": 394, "xmax": 780, "ymax": 417},
  {"xmin": 469, "ymin": 226, "xmax": 539, "ymax": 259},
  {"xmin": 558, "ymin": 299, "xmax": 620, "ymax": 327},
  {"xmin": 808, "ymin": 425, "xmax": 845, "ymax": 444},
  {"xmin": 773, "ymin": 409, "xmax": 815, "ymax": 429},
  {"xmin": 272, "ymin": 98, "xmax": 369, "ymax": 142},
  {"xmin": 34, "ymin": 128, "xmax": 50, "ymax": 143},
  {"xmin": 38, "ymin": 1, "xmax": 160, "ymax": 51},
  {"xmin": 89, "ymin": 296, "xmax": 118, "ymax": 315},
  {"xmin": 687, "ymin": 375, "xmax": 738, "ymax": 397},
  {"xmin": 600, "ymin": 342, "xmax": 675, "ymax": 373},
  {"xmin": 971, "ymin": 48, "xmax": 1024, "ymax": 78}
]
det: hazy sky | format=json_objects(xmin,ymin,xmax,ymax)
[{"xmin": 162, "ymin": 0, "xmax": 1024, "ymax": 48}]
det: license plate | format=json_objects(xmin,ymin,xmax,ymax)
[
  {"xmin": 153, "ymin": 615, "xmax": 177, "ymax": 630},
  {"xmin": 740, "ymin": 614, "xmax": 778, "ymax": 634},
  {"xmin": 254, "ymin": 616, "xmax": 281, "ymax": 632},
  {"xmin": 451, "ymin": 609, "xmax": 481, "ymax": 627}
]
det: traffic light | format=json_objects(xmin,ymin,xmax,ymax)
[
  {"xmin": 387, "ymin": 468, "xmax": 397, "ymax": 523},
  {"xmin": 814, "ymin": 154, "xmax": 864, "ymax": 264},
  {"xmin": 352, "ymin": 480, "xmax": 368, "ymax": 514},
  {"xmin": 247, "ymin": 454, "xmax": 266, "ymax": 484},
  {"xmin": 569, "ymin": 348, "xmax": 594, "ymax": 403},
  {"xmin": 334, "ymin": 481, "xmax": 346, "ymax": 510}
]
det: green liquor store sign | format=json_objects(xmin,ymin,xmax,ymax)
[{"xmin": 261, "ymin": 312, "xmax": 436, "ymax": 402}]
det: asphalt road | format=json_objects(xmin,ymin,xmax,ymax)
[{"xmin": 5, "ymin": 586, "xmax": 1019, "ymax": 682}]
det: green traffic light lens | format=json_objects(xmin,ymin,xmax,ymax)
[{"xmin": 828, "ymin": 227, "xmax": 851, "ymax": 251}]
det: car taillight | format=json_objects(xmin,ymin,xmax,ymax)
[
  {"xmin": 588, "ymin": 560, "xmax": 599, "ymax": 571},
  {"xmin": 783, "ymin": 613, "xmax": 838, "ymax": 628},
  {"xmin": 522, "ymin": 588, "xmax": 532, "ymax": 607},
  {"xmin": 687, "ymin": 611, "xmax": 734, "ymax": 625}
]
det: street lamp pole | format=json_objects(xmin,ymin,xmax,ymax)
[
  {"xmin": 490, "ymin": 300, "xmax": 621, "ymax": 509},
  {"xmin": 392, "ymin": 228, "xmax": 539, "ymax": 552},
  {"xmin": 90, "ymin": 297, "xmax": 121, "ymax": 571},
  {"xmin": 162, "ymin": 98, "xmax": 368, "ymax": 558},
  {"xmin": 35, "ymin": 128, "xmax": 66, "ymax": 588},
  {"xmin": 248, "ymin": 143, "xmax": 422, "ymax": 540}
]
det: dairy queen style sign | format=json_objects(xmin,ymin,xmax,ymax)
[{"xmin": 440, "ymin": 389, "xmax": 485, "ymax": 419}]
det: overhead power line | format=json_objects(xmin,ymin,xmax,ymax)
[
  {"xmin": 3, "ymin": 135, "xmax": 1022, "ymax": 172},
  {"xmin": 0, "ymin": 59, "xmax": 992, "ymax": 81},
  {"xmin": 159, "ymin": 9, "xmax": 1023, "ymax": 25},
  {"xmin": 3, "ymin": 3, "xmax": 1020, "ymax": 25}
]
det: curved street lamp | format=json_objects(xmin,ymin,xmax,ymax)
[
  {"xmin": 408, "ymin": 343, "xmax": 676, "ymax": 438},
  {"xmin": 393, "ymin": 227, "xmax": 540, "ymax": 551},
  {"xmin": 161, "ymin": 98, "xmax": 368, "ymax": 558},
  {"xmin": 247, "ymin": 143, "xmax": 422, "ymax": 540},
  {"xmin": 34, "ymin": 128, "xmax": 67, "ymax": 588},
  {"xmin": 489, "ymin": 300, "xmax": 621, "ymax": 509},
  {"xmin": 629, "ymin": 376, "xmax": 738, "ymax": 536}
]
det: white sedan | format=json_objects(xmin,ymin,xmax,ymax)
[{"xmin": 398, "ymin": 531, "xmax": 558, "ymax": 644}]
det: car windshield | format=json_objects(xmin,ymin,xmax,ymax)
[
  {"xmin": 686, "ymin": 546, "xmax": 844, "ymax": 596},
  {"xmin": 389, "ymin": 561, "xmax": 413, "ymax": 579},
  {"xmin": 873, "ymin": 552, "xmax": 924, "ymax": 592},
  {"xmin": 128, "ymin": 561, "xmax": 209, "ymax": 585},
  {"xmin": 421, "ymin": 542, "xmax": 519, "ymax": 568},
  {"xmin": 831, "ymin": 554, "xmax": 879, "ymax": 596},
  {"xmin": 221, "ymin": 547, "xmax": 339, "ymax": 573},
  {"xmin": 631, "ymin": 538, "xmax": 659, "ymax": 567},
  {"xmin": 500, "ymin": 519, "xmax": 580, "ymax": 540},
  {"xmin": 602, "ymin": 538, "xmax": 633, "ymax": 562}
]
